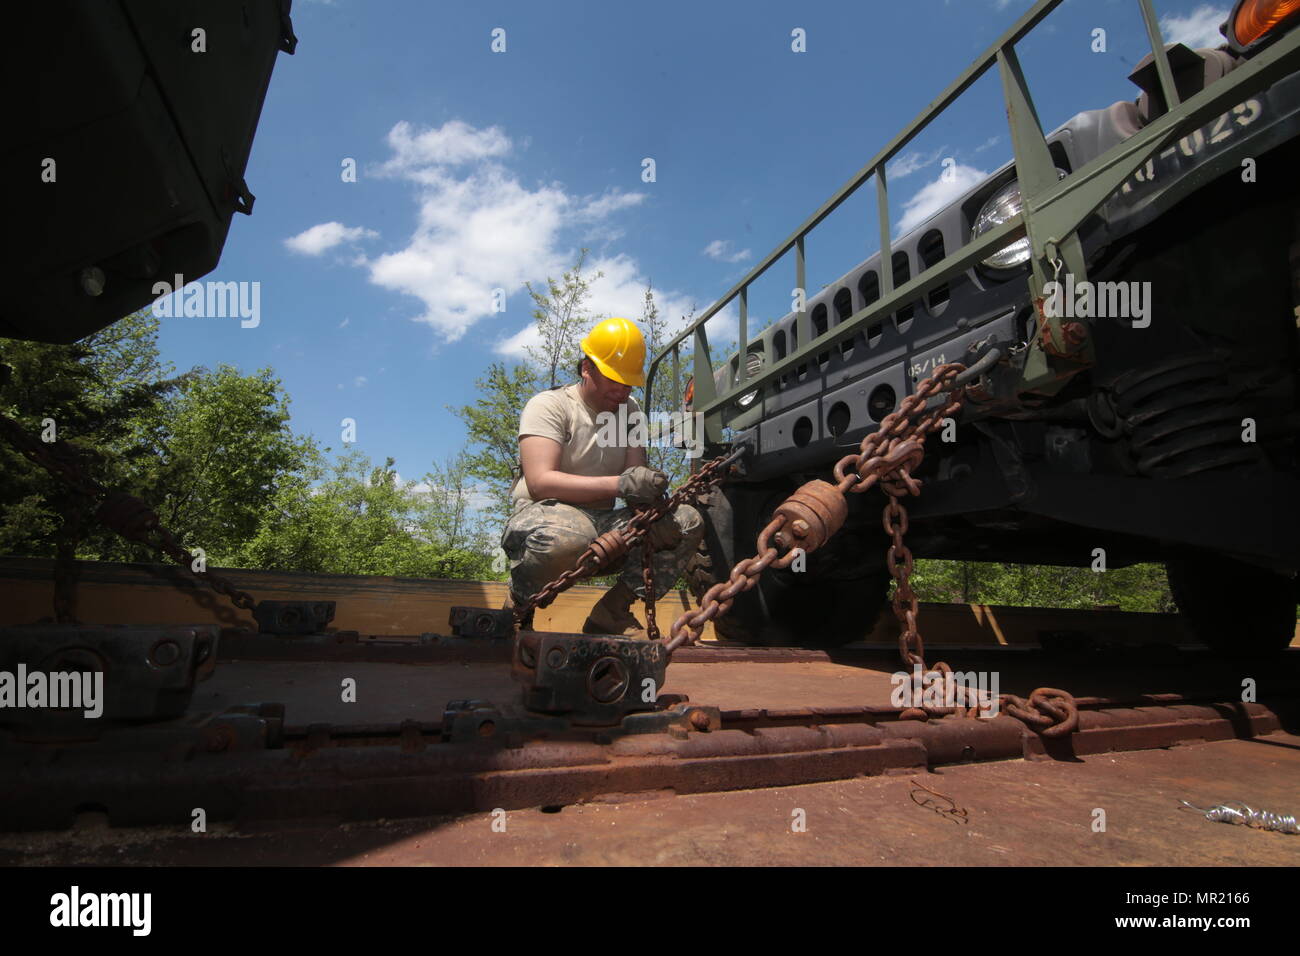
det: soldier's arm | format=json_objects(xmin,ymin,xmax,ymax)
[
  {"xmin": 519, "ymin": 435, "xmax": 621, "ymax": 504},
  {"xmin": 623, "ymin": 445, "xmax": 648, "ymax": 470}
]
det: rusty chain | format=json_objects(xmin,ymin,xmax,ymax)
[
  {"xmin": 0, "ymin": 412, "xmax": 259, "ymax": 613},
  {"xmin": 512, "ymin": 447, "xmax": 746, "ymax": 629},
  {"xmin": 663, "ymin": 365, "xmax": 966, "ymax": 655},
  {"xmin": 660, "ymin": 362, "xmax": 1078, "ymax": 737},
  {"xmin": 642, "ymin": 538, "xmax": 658, "ymax": 642}
]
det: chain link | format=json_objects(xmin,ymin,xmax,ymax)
[{"xmin": 642, "ymin": 532, "xmax": 658, "ymax": 642}]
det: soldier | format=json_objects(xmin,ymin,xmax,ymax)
[{"xmin": 501, "ymin": 316, "xmax": 704, "ymax": 637}]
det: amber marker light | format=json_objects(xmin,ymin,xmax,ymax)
[{"xmin": 1232, "ymin": 0, "xmax": 1300, "ymax": 47}]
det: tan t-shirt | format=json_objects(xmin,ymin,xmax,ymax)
[{"xmin": 512, "ymin": 384, "xmax": 643, "ymax": 512}]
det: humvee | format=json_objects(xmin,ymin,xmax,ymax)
[{"xmin": 649, "ymin": 0, "xmax": 1300, "ymax": 653}]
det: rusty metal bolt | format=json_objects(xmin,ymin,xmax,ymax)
[
  {"xmin": 587, "ymin": 657, "xmax": 630, "ymax": 704},
  {"xmin": 790, "ymin": 519, "xmax": 810, "ymax": 538},
  {"xmin": 689, "ymin": 709, "xmax": 712, "ymax": 732},
  {"xmin": 546, "ymin": 647, "xmax": 566, "ymax": 669}
]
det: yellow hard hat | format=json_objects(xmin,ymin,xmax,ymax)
[{"xmin": 580, "ymin": 317, "xmax": 646, "ymax": 387}]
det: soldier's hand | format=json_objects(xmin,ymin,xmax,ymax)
[
  {"xmin": 645, "ymin": 517, "xmax": 683, "ymax": 553},
  {"xmin": 618, "ymin": 465, "xmax": 668, "ymax": 505}
]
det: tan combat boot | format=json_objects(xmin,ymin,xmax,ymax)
[{"xmin": 581, "ymin": 581, "xmax": 650, "ymax": 640}]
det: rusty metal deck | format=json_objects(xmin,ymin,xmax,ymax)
[
  {"xmin": 3, "ymin": 729, "xmax": 1296, "ymax": 867},
  {"xmin": 3, "ymin": 642, "xmax": 1297, "ymax": 860}
]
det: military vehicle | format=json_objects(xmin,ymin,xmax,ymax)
[
  {"xmin": 2, "ymin": 0, "xmax": 296, "ymax": 343},
  {"xmin": 651, "ymin": 0, "xmax": 1300, "ymax": 653}
]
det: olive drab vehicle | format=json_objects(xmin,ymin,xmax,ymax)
[
  {"xmin": 2, "ymin": 0, "xmax": 296, "ymax": 344},
  {"xmin": 650, "ymin": 0, "xmax": 1300, "ymax": 654}
]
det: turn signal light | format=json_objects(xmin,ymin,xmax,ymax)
[{"xmin": 1233, "ymin": 0, "xmax": 1300, "ymax": 46}]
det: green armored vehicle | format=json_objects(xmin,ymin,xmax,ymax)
[
  {"xmin": 2, "ymin": 0, "xmax": 295, "ymax": 343},
  {"xmin": 651, "ymin": 0, "xmax": 1300, "ymax": 653}
]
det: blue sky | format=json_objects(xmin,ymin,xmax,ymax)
[{"xmin": 153, "ymin": 0, "xmax": 1234, "ymax": 488}]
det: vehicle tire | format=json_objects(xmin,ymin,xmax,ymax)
[
  {"xmin": 1166, "ymin": 556, "xmax": 1298, "ymax": 656},
  {"xmin": 686, "ymin": 482, "xmax": 890, "ymax": 647}
]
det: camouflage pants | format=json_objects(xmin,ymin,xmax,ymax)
[{"xmin": 501, "ymin": 499, "xmax": 704, "ymax": 607}]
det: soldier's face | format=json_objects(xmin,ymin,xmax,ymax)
[{"xmin": 584, "ymin": 362, "xmax": 633, "ymax": 412}]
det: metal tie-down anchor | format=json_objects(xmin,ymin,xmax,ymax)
[{"xmin": 511, "ymin": 630, "xmax": 668, "ymax": 726}]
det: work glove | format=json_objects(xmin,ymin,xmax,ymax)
[
  {"xmin": 618, "ymin": 465, "xmax": 668, "ymax": 505},
  {"xmin": 644, "ymin": 515, "xmax": 684, "ymax": 553}
]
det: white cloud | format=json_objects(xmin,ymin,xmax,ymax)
[
  {"xmin": 494, "ymin": 253, "xmax": 731, "ymax": 361},
  {"xmin": 354, "ymin": 120, "xmax": 647, "ymax": 342},
  {"xmin": 494, "ymin": 322, "xmax": 543, "ymax": 359},
  {"xmin": 886, "ymin": 146, "xmax": 947, "ymax": 179},
  {"xmin": 574, "ymin": 191, "xmax": 647, "ymax": 221},
  {"xmin": 294, "ymin": 119, "xmax": 731, "ymax": 355},
  {"xmin": 378, "ymin": 119, "xmax": 511, "ymax": 177},
  {"xmin": 285, "ymin": 222, "xmax": 378, "ymax": 256},
  {"xmin": 974, "ymin": 135, "xmax": 1001, "ymax": 153},
  {"xmin": 702, "ymin": 239, "xmax": 752, "ymax": 263},
  {"xmin": 896, "ymin": 164, "xmax": 989, "ymax": 235},
  {"xmin": 354, "ymin": 376, "xmax": 368, "ymax": 387},
  {"xmin": 1160, "ymin": 5, "xmax": 1229, "ymax": 49}
]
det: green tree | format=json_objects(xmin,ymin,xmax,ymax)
[
  {"xmin": 639, "ymin": 283, "xmax": 694, "ymax": 488},
  {"xmin": 449, "ymin": 361, "xmax": 539, "ymax": 523},
  {"xmin": 109, "ymin": 363, "xmax": 320, "ymax": 565},
  {"xmin": 237, "ymin": 449, "xmax": 496, "ymax": 579},
  {"xmin": 0, "ymin": 310, "xmax": 189, "ymax": 560},
  {"xmin": 418, "ymin": 448, "xmax": 498, "ymax": 562},
  {"xmin": 910, "ymin": 559, "xmax": 1176, "ymax": 613},
  {"xmin": 524, "ymin": 248, "xmax": 602, "ymax": 388}
]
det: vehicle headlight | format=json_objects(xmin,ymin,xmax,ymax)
[
  {"xmin": 737, "ymin": 351, "xmax": 763, "ymax": 408},
  {"xmin": 971, "ymin": 169, "xmax": 1067, "ymax": 270}
]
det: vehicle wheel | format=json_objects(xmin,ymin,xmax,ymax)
[
  {"xmin": 1166, "ymin": 556, "xmax": 1298, "ymax": 656},
  {"xmin": 686, "ymin": 483, "xmax": 890, "ymax": 647}
]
